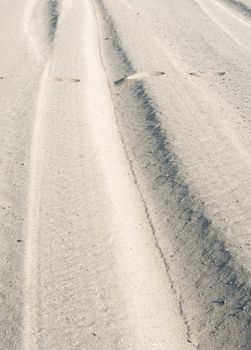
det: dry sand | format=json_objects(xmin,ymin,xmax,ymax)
[{"xmin": 0, "ymin": 0, "xmax": 250, "ymax": 349}]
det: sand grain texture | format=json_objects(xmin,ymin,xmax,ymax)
[{"xmin": 0, "ymin": 0, "xmax": 250, "ymax": 349}]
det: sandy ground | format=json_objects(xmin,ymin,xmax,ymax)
[{"xmin": 0, "ymin": 0, "xmax": 250, "ymax": 349}]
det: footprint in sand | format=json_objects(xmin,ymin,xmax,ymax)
[
  {"xmin": 114, "ymin": 71, "xmax": 165, "ymax": 86},
  {"xmin": 49, "ymin": 77, "xmax": 81, "ymax": 83},
  {"xmin": 189, "ymin": 71, "xmax": 226, "ymax": 77}
]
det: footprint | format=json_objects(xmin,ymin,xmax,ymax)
[
  {"xmin": 216, "ymin": 71, "xmax": 226, "ymax": 76},
  {"xmin": 189, "ymin": 71, "xmax": 226, "ymax": 77},
  {"xmin": 114, "ymin": 71, "xmax": 165, "ymax": 86},
  {"xmin": 52, "ymin": 77, "xmax": 80, "ymax": 83},
  {"xmin": 211, "ymin": 300, "xmax": 226, "ymax": 306},
  {"xmin": 189, "ymin": 72, "xmax": 201, "ymax": 77}
]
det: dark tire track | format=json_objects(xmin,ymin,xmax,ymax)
[
  {"xmin": 95, "ymin": 0, "xmax": 251, "ymax": 348},
  {"xmin": 48, "ymin": 0, "xmax": 60, "ymax": 41}
]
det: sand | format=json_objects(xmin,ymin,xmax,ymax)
[{"xmin": 0, "ymin": 0, "xmax": 250, "ymax": 349}]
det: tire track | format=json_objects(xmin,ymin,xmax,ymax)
[
  {"xmin": 22, "ymin": 2, "xmax": 59, "ymax": 348},
  {"xmin": 22, "ymin": 61, "xmax": 50, "ymax": 350},
  {"xmin": 219, "ymin": 0, "xmax": 251, "ymax": 17},
  {"xmin": 95, "ymin": 0, "xmax": 251, "ymax": 348},
  {"xmin": 93, "ymin": 1, "xmax": 199, "ymax": 347},
  {"xmin": 48, "ymin": 0, "xmax": 60, "ymax": 41}
]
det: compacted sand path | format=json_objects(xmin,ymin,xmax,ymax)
[{"xmin": 0, "ymin": 0, "xmax": 250, "ymax": 349}]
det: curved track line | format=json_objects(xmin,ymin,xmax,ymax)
[
  {"xmin": 23, "ymin": 0, "xmax": 43, "ymax": 59},
  {"xmin": 212, "ymin": 0, "xmax": 251, "ymax": 26},
  {"xmin": 194, "ymin": 0, "xmax": 251, "ymax": 52},
  {"xmin": 22, "ymin": 61, "xmax": 50, "ymax": 350},
  {"xmin": 93, "ymin": 1, "xmax": 198, "ymax": 348}
]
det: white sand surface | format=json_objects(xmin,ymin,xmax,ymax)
[{"xmin": 0, "ymin": 0, "xmax": 250, "ymax": 349}]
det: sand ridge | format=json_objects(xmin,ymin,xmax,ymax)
[{"xmin": 0, "ymin": 0, "xmax": 250, "ymax": 349}]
